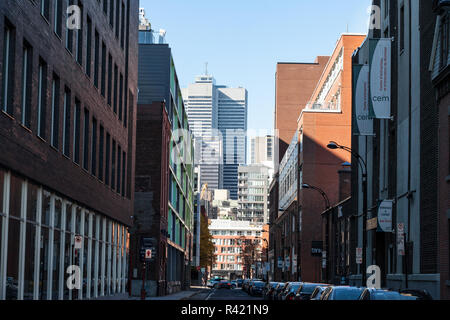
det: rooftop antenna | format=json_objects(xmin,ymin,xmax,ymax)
[{"xmin": 205, "ymin": 62, "xmax": 208, "ymax": 76}]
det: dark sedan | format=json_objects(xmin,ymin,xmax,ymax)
[
  {"xmin": 281, "ymin": 282, "xmax": 303, "ymax": 301},
  {"xmin": 321, "ymin": 286, "xmax": 365, "ymax": 300},
  {"xmin": 263, "ymin": 282, "xmax": 280, "ymax": 300},
  {"xmin": 309, "ymin": 285, "xmax": 331, "ymax": 300},
  {"xmin": 272, "ymin": 282, "xmax": 287, "ymax": 301},
  {"xmin": 249, "ymin": 281, "xmax": 266, "ymax": 296},
  {"xmin": 359, "ymin": 288, "xmax": 418, "ymax": 300},
  {"xmin": 295, "ymin": 283, "xmax": 330, "ymax": 301},
  {"xmin": 216, "ymin": 280, "xmax": 234, "ymax": 289}
]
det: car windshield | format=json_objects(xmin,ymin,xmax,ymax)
[
  {"xmin": 333, "ymin": 288, "xmax": 364, "ymax": 300},
  {"xmin": 301, "ymin": 284, "xmax": 322, "ymax": 294},
  {"xmin": 290, "ymin": 283, "xmax": 302, "ymax": 292}
]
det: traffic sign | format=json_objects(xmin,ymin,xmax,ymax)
[
  {"xmin": 356, "ymin": 248, "xmax": 363, "ymax": 264},
  {"xmin": 145, "ymin": 249, "xmax": 152, "ymax": 260},
  {"xmin": 74, "ymin": 235, "xmax": 83, "ymax": 249}
]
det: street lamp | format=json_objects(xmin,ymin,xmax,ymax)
[
  {"xmin": 302, "ymin": 183, "xmax": 331, "ymax": 209},
  {"xmin": 327, "ymin": 141, "xmax": 368, "ymax": 287}
]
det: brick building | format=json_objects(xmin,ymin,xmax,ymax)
[
  {"xmin": 0, "ymin": 0, "xmax": 139, "ymax": 300},
  {"xmin": 296, "ymin": 34, "xmax": 365, "ymax": 283},
  {"xmin": 274, "ymin": 58, "xmax": 328, "ymax": 162}
]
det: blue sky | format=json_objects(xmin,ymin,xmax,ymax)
[{"xmin": 139, "ymin": 0, "xmax": 372, "ymax": 132}]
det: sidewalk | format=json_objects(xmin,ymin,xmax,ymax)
[{"xmin": 93, "ymin": 286, "xmax": 209, "ymax": 301}]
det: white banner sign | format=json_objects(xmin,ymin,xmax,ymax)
[
  {"xmin": 353, "ymin": 64, "xmax": 373, "ymax": 135},
  {"xmin": 378, "ymin": 200, "xmax": 393, "ymax": 232},
  {"xmin": 397, "ymin": 223, "xmax": 405, "ymax": 256},
  {"xmin": 369, "ymin": 38, "xmax": 391, "ymax": 119}
]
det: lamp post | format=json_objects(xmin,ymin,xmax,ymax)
[
  {"xmin": 327, "ymin": 141, "xmax": 368, "ymax": 287},
  {"xmin": 301, "ymin": 184, "xmax": 331, "ymax": 210},
  {"xmin": 302, "ymin": 184, "xmax": 330, "ymax": 283}
]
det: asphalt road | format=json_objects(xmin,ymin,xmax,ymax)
[{"xmin": 189, "ymin": 287, "xmax": 264, "ymax": 300}]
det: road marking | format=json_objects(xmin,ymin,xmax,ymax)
[{"xmin": 205, "ymin": 289, "xmax": 216, "ymax": 301}]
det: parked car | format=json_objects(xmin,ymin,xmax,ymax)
[
  {"xmin": 242, "ymin": 279, "xmax": 251, "ymax": 292},
  {"xmin": 246, "ymin": 279, "xmax": 263, "ymax": 294},
  {"xmin": 272, "ymin": 282, "xmax": 287, "ymax": 301},
  {"xmin": 309, "ymin": 285, "xmax": 331, "ymax": 300},
  {"xmin": 216, "ymin": 280, "xmax": 234, "ymax": 289},
  {"xmin": 249, "ymin": 281, "xmax": 266, "ymax": 296},
  {"xmin": 359, "ymin": 288, "xmax": 419, "ymax": 300},
  {"xmin": 263, "ymin": 282, "xmax": 280, "ymax": 300},
  {"xmin": 398, "ymin": 289, "xmax": 433, "ymax": 300},
  {"xmin": 281, "ymin": 282, "xmax": 303, "ymax": 300},
  {"xmin": 236, "ymin": 279, "xmax": 244, "ymax": 288},
  {"xmin": 207, "ymin": 277, "xmax": 224, "ymax": 288},
  {"xmin": 231, "ymin": 280, "xmax": 238, "ymax": 289},
  {"xmin": 321, "ymin": 286, "xmax": 365, "ymax": 300},
  {"xmin": 295, "ymin": 283, "xmax": 329, "ymax": 301}
]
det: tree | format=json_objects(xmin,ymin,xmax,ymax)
[
  {"xmin": 239, "ymin": 237, "xmax": 261, "ymax": 278},
  {"xmin": 199, "ymin": 213, "xmax": 215, "ymax": 269}
]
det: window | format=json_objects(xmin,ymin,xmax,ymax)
[
  {"xmin": 440, "ymin": 14, "xmax": 449, "ymax": 70},
  {"xmin": 54, "ymin": 0, "xmax": 63, "ymax": 37},
  {"xmin": 105, "ymin": 132, "xmax": 110, "ymax": 186},
  {"xmin": 66, "ymin": 0, "xmax": 74, "ymax": 53},
  {"xmin": 37, "ymin": 59, "xmax": 48, "ymax": 139},
  {"xmin": 73, "ymin": 99, "xmax": 81, "ymax": 164},
  {"xmin": 91, "ymin": 117, "xmax": 97, "ymax": 176},
  {"xmin": 107, "ymin": 54, "xmax": 112, "ymax": 106},
  {"xmin": 41, "ymin": 0, "xmax": 50, "ymax": 21},
  {"xmin": 94, "ymin": 30, "xmax": 99, "ymax": 87},
  {"xmin": 2, "ymin": 23, "xmax": 14, "ymax": 115},
  {"xmin": 115, "ymin": 0, "xmax": 120, "ymax": 39},
  {"xmin": 118, "ymin": 73, "xmax": 123, "ymax": 120},
  {"xmin": 21, "ymin": 42, "xmax": 32, "ymax": 128},
  {"xmin": 76, "ymin": 1, "xmax": 83, "ymax": 65},
  {"xmin": 101, "ymin": 42, "xmax": 106, "ymax": 96},
  {"xmin": 120, "ymin": 2, "xmax": 125, "ymax": 48},
  {"xmin": 51, "ymin": 75, "xmax": 60, "ymax": 148},
  {"xmin": 113, "ymin": 64, "xmax": 118, "ymax": 113},
  {"xmin": 99, "ymin": 125, "xmax": 104, "ymax": 181},
  {"xmin": 400, "ymin": 5, "xmax": 405, "ymax": 52},
  {"xmin": 111, "ymin": 139, "xmax": 116, "ymax": 190},
  {"xmin": 83, "ymin": 108, "xmax": 90, "ymax": 171},
  {"xmin": 109, "ymin": 0, "xmax": 114, "ymax": 27},
  {"xmin": 117, "ymin": 145, "xmax": 121, "ymax": 194},
  {"xmin": 86, "ymin": 15, "xmax": 92, "ymax": 77},
  {"xmin": 122, "ymin": 151, "xmax": 126, "ymax": 196},
  {"xmin": 63, "ymin": 89, "xmax": 72, "ymax": 157}
]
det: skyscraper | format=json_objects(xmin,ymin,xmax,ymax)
[
  {"xmin": 182, "ymin": 75, "xmax": 222, "ymax": 190},
  {"xmin": 183, "ymin": 75, "xmax": 248, "ymax": 199},
  {"xmin": 217, "ymin": 87, "xmax": 248, "ymax": 200}
]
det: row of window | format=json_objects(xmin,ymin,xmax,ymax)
[
  {"xmin": 28, "ymin": 0, "xmax": 129, "ymax": 128},
  {"xmin": 0, "ymin": 170, "xmax": 128, "ymax": 300},
  {"xmin": 210, "ymin": 230, "xmax": 261, "ymax": 236},
  {"xmin": 1, "ymin": 21, "xmax": 129, "ymax": 197}
]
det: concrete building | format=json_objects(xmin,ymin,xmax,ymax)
[
  {"xmin": 209, "ymin": 219, "xmax": 265, "ymax": 279},
  {"xmin": 237, "ymin": 165, "xmax": 271, "ymax": 225},
  {"xmin": 347, "ymin": 0, "xmax": 442, "ymax": 299},
  {"xmin": 0, "ymin": 0, "xmax": 139, "ymax": 300},
  {"xmin": 250, "ymin": 135, "xmax": 274, "ymax": 168},
  {"xmin": 131, "ymin": 27, "xmax": 195, "ymax": 297},
  {"xmin": 210, "ymin": 189, "xmax": 239, "ymax": 221}
]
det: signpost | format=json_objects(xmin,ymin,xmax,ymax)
[{"xmin": 356, "ymin": 248, "xmax": 363, "ymax": 264}]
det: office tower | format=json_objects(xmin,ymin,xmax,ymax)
[
  {"xmin": 217, "ymin": 87, "xmax": 248, "ymax": 200},
  {"xmin": 183, "ymin": 77, "xmax": 248, "ymax": 200},
  {"xmin": 182, "ymin": 75, "xmax": 222, "ymax": 191}
]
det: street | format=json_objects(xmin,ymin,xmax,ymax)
[{"xmin": 189, "ymin": 288, "xmax": 264, "ymax": 301}]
